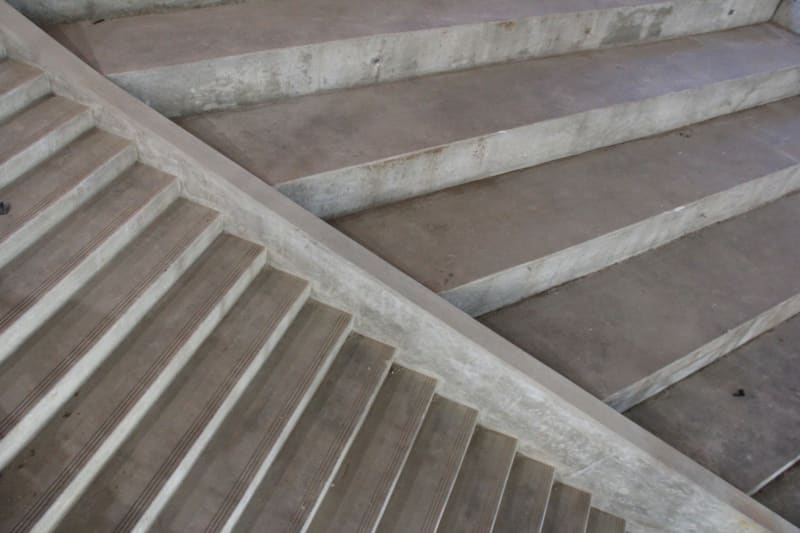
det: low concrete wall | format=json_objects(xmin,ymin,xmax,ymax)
[{"xmin": 774, "ymin": 0, "xmax": 800, "ymax": 33}]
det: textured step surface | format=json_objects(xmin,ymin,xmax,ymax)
[
  {"xmin": 153, "ymin": 301, "xmax": 351, "ymax": 532},
  {"xmin": 626, "ymin": 314, "xmax": 800, "ymax": 493},
  {"xmin": 494, "ymin": 455, "xmax": 555, "ymax": 533},
  {"xmin": 308, "ymin": 366, "xmax": 435, "ymax": 533},
  {"xmin": 587, "ymin": 508, "xmax": 626, "ymax": 533},
  {"xmin": 754, "ymin": 462, "xmax": 800, "ymax": 526},
  {"xmin": 378, "ymin": 395, "xmax": 477, "ymax": 533},
  {"xmin": 234, "ymin": 334, "xmax": 392, "ymax": 532},
  {"xmin": 0, "ymin": 59, "xmax": 49, "ymax": 121},
  {"xmin": 542, "ymin": 482, "xmax": 592, "ymax": 533},
  {"xmin": 482, "ymin": 191, "xmax": 800, "ymax": 409}
]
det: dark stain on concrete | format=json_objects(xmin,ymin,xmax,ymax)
[{"xmin": 601, "ymin": 6, "xmax": 674, "ymax": 46}]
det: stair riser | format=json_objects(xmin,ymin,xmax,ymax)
[
  {"xmin": 32, "ymin": 246, "xmax": 266, "ymax": 533},
  {"xmin": 279, "ymin": 66, "xmax": 800, "ymax": 219},
  {"xmin": 0, "ymin": 143, "xmax": 138, "ymax": 269},
  {"xmin": 0, "ymin": 73, "xmax": 50, "ymax": 123},
  {"xmin": 0, "ymin": 108, "xmax": 93, "ymax": 189},
  {"xmin": 111, "ymin": 0, "xmax": 774, "ymax": 118},
  {"xmin": 133, "ymin": 281, "xmax": 312, "ymax": 532},
  {"xmin": 0, "ymin": 212, "xmax": 221, "ymax": 471},
  {"xmin": 446, "ymin": 163, "xmax": 800, "ymax": 317}
]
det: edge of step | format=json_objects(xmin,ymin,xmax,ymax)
[{"xmin": 0, "ymin": 59, "xmax": 50, "ymax": 122}]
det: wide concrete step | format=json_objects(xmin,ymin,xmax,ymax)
[
  {"xmin": 0, "ymin": 95, "xmax": 93, "ymax": 187},
  {"xmin": 0, "ymin": 233, "xmax": 263, "ymax": 532},
  {"xmin": 587, "ymin": 508, "xmax": 627, "ymax": 533},
  {"xmin": 335, "ymin": 96, "xmax": 800, "ymax": 316},
  {"xmin": 150, "ymin": 301, "xmax": 352, "ymax": 532},
  {"xmin": 754, "ymin": 462, "xmax": 800, "ymax": 527},
  {"xmin": 0, "ymin": 59, "xmax": 49, "ymax": 122},
  {"xmin": 45, "ymin": 0, "xmax": 777, "ymax": 116},
  {"xmin": 0, "ymin": 199, "xmax": 220, "ymax": 469},
  {"xmin": 234, "ymin": 334, "xmax": 393, "ymax": 532},
  {"xmin": 482, "ymin": 191, "xmax": 800, "ymax": 412},
  {"xmin": 494, "ymin": 455, "xmax": 556, "ymax": 533},
  {"xmin": 627, "ymin": 314, "xmax": 800, "ymax": 495},
  {"xmin": 174, "ymin": 24, "xmax": 800, "ymax": 218},
  {"xmin": 542, "ymin": 482, "xmax": 592, "ymax": 533},
  {"xmin": 438, "ymin": 426, "xmax": 517, "ymax": 532}
]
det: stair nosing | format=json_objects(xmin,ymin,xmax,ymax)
[{"xmin": 0, "ymin": 68, "xmax": 50, "ymax": 123}]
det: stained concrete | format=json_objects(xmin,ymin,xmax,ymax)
[{"xmin": 754, "ymin": 462, "xmax": 800, "ymax": 526}]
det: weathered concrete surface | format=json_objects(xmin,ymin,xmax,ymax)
[
  {"xmin": 8, "ymin": 0, "xmax": 227, "ymax": 24},
  {"xmin": 335, "ymin": 97, "xmax": 800, "ymax": 315},
  {"xmin": 627, "ymin": 315, "xmax": 800, "ymax": 494},
  {"xmin": 44, "ymin": 0, "xmax": 778, "ymax": 116},
  {"xmin": 755, "ymin": 462, "xmax": 800, "ymax": 526},
  {"xmin": 774, "ymin": 0, "xmax": 800, "ymax": 33}
]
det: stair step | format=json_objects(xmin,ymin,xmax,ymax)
[
  {"xmin": 54, "ymin": 267, "xmax": 309, "ymax": 531},
  {"xmin": 378, "ymin": 395, "xmax": 477, "ymax": 533},
  {"xmin": 174, "ymin": 24, "xmax": 800, "ymax": 218},
  {"xmin": 308, "ymin": 366, "xmax": 436, "ymax": 533},
  {"xmin": 494, "ymin": 455, "xmax": 556, "ymax": 533},
  {"xmin": 0, "ymin": 233, "xmax": 263, "ymax": 532},
  {"xmin": 0, "ymin": 164, "xmax": 176, "ymax": 363},
  {"xmin": 0, "ymin": 129, "xmax": 136, "ymax": 268},
  {"xmin": 626, "ymin": 313, "xmax": 800, "ymax": 494},
  {"xmin": 541, "ymin": 482, "xmax": 592, "ymax": 533},
  {"xmin": 234, "ymin": 334, "xmax": 393, "ymax": 532},
  {"xmin": 482, "ymin": 191, "xmax": 800, "ymax": 411},
  {"xmin": 754, "ymin": 461, "xmax": 800, "ymax": 527},
  {"xmin": 438, "ymin": 427, "xmax": 517, "ymax": 532},
  {"xmin": 0, "ymin": 59, "xmax": 49, "ymax": 122},
  {"xmin": 0, "ymin": 95, "xmax": 93, "ymax": 187},
  {"xmin": 151, "ymin": 301, "xmax": 352, "ymax": 532},
  {"xmin": 335, "ymin": 96, "xmax": 800, "ymax": 316},
  {"xmin": 587, "ymin": 508, "xmax": 626, "ymax": 533},
  {"xmin": 0, "ymin": 199, "xmax": 220, "ymax": 469}
]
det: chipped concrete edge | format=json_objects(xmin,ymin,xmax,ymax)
[{"xmin": 0, "ymin": 3, "xmax": 795, "ymax": 532}]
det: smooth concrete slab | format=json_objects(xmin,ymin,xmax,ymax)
[
  {"xmin": 754, "ymin": 462, "xmax": 800, "ymax": 526},
  {"xmin": 627, "ymin": 315, "xmax": 800, "ymax": 494},
  {"xmin": 481, "ymin": 192, "xmax": 800, "ymax": 409}
]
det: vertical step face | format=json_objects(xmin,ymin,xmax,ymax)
[
  {"xmin": 0, "ymin": 59, "xmax": 50, "ymax": 123},
  {"xmin": 438, "ymin": 427, "xmax": 517, "ymax": 533},
  {"xmin": 494, "ymin": 455, "xmax": 556, "ymax": 533},
  {"xmin": 54, "ymin": 267, "xmax": 309, "ymax": 532},
  {"xmin": 234, "ymin": 334, "xmax": 393, "ymax": 533},
  {"xmin": 586, "ymin": 508, "xmax": 626, "ymax": 533},
  {"xmin": 754, "ymin": 462, "xmax": 800, "ymax": 526},
  {"xmin": 151, "ymin": 301, "xmax": 352, "ymax": 532},
  {"xmin": 0, "ymin": 233, "xmax": 261, "ymax": 532},
  {"xmin": 378, "ymin": 395, "xmax": 477, "ymax": 533},
  {"xmin": 308, "ymin": 366, "xmax": 436, "ymax": 533},
  {"xmin": 541, "ymin": 482, "xmax": 591, "ymax": 533}
]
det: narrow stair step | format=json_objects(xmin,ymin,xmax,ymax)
[
  {"xmin": 0, "ymin": 95, "xmax": 93, "ymax": 187},
  {"xmin": 494, "ymin": 455, "xmax": 556, "ymax": 533},
  {"xmin": 587, "ymin": 508, "xmax": 626, "ymax": 533},
  {"xmin": 234, "ymin": 334, "xmax": 393, "ymax": 532},
  {"xmin": 0, "ymin": 59, "xmax": 49, "ymax": 122},
  {"xmin": 0, "ymin": 233, "xmax": 263, "ymax": 532},
  {"xmin": 151, "ymin": 301, "xmax": 352, "ymax": 532},
  {"xmin": 308, "ymin": 366, "xmax": 436, "ymax": 533},
  {"xmin": 0, "ymin": 199, "xmax": 220, "ymax": 469},
  {"xmin": 541, "ymin": 482, "xmax": 592, "ymax": 533},
  {"xmin": 438, "ymin": 427, "xmax": 517, "ymax": 532},
  {"xmin": 378, "ymin": 395, "xmax": 477, "ymax": 533},
  {"xmin": 754, "ymin": 462, "xmax": 800, "ymax": 526},
  {"xmin": 54, "ymin": 267, "xmax": 309, "ymax": 532}
]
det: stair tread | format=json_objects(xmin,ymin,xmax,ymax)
[
  {"xmin": 481, "ymin": 191, "xmax": 800, "ymax": 402},
  {"xmin": 0, "ymin": 59, "xmax": 42, "ymax": 98},
  {"xmin": 627, "ymin": 313, "xmax": 800, "ymax": 493},
  {"xmin": 379, "ymin": 395, "xmax": 477, "ymax": 533},
  {"xmin": 173, "ymin": 24, "xmax": 800, "ymax": 188},
  {"xmin": 56, "ymin": 267, "xmax": 308, "ymax": 532},
  {"xmin": 494, "ymin": 455, "xmax": 555, "ymax": 533},
  {"xmin": 154, "ymin": 300, "xmax": 351, "ymax": 532},
  {"xmin": 334, "ymin": 96, "xmax": 800, "ymax": 294},
  {"xmin": 541, "ymin": 482, "xmax": 591, "ymax": 533},
  {"xmin": 754, "ymin": 462, "xmax": 800, "ymax": 526},
  {"xmin": 234, "ymin": 334, "xmax": 392, "ymax": 532},
  {"xmin": 0, "ymin": 233, "xmax": 260, "ymax": 532},
  {"xmin": 587, "ymin": 508, "xmax": 626, "ymax": 533},
  {"xmin": 438, "ymin": 426, "xmax": 517, "ymax": 532},
  {"xmin": 308, "ymin": 366, "xmax": 435, "ymax": 533}
]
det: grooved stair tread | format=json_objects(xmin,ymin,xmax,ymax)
[
  {"xmin": 175, "ymin": 24, "xmax": 800, "ymax": 187},
  {"xmin": 334, "ymin": 96, "xmax": 800, "ymax": 293},
  {"xmin": 587, "ymin": 508, "xmax": 626, "ymax": 533},
  {"xmin": 754, "ymin": 462, "xmax": 800, "ymax": 526},
  {"xmin": 234, "ymin": 334, "xmax": 393, "ymax": 532},
  {"xmin": 626, "ymin": 313, "xmax": 800, "ymax": 493},
  {"xmin": 154, "ymin": 300, "xmax": 352, "ymax": 532},
  {"xmin": 0, "ymin": 59, "xmax": 42, "ymax": 99},
  {"xmin": 308, "ymin": 366, "xmax": 436, "ymax": 533},
  {"xmin": 438, "ymin": 426, "xmax": 517, "ymax": 533},
  {"xmin": 0, "ymin": 233, "xmax": 260, "ymax": 532},
  {"xmin": 49, "ymin": 0, "xmax": 665, "ymax": 74},
  {"xmin": 0, "ymin": 129, "xmax": 131, "ymax": 247},
  {"xmin": 494, "ymin": 455, "xmax": 556, "ymax": 533},
  {"xmin": 56, "ymin": 267, "xmax": 308, "ymax": 532},
  {"xmin": 481, "ymin": 191, "xmax": 800, "ymax": 401},
  {"xmin": 0, "ymin": 164, "xmax": 172, "ymax": 337},
  {"xmin": 378, "ymin": 395, "xmax": 477, "ymax": 533},
  {"xmin": 541, "ymin": 482, "xmax": 591, "ymax": 533},
  {"xmin": 0, "ymin": 200, "xmax": 216, "ymax": 442}
]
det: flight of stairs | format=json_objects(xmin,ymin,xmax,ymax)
[{"xmin": 0, "ymin": 57, "xmax": 628, "ymax": 532}]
